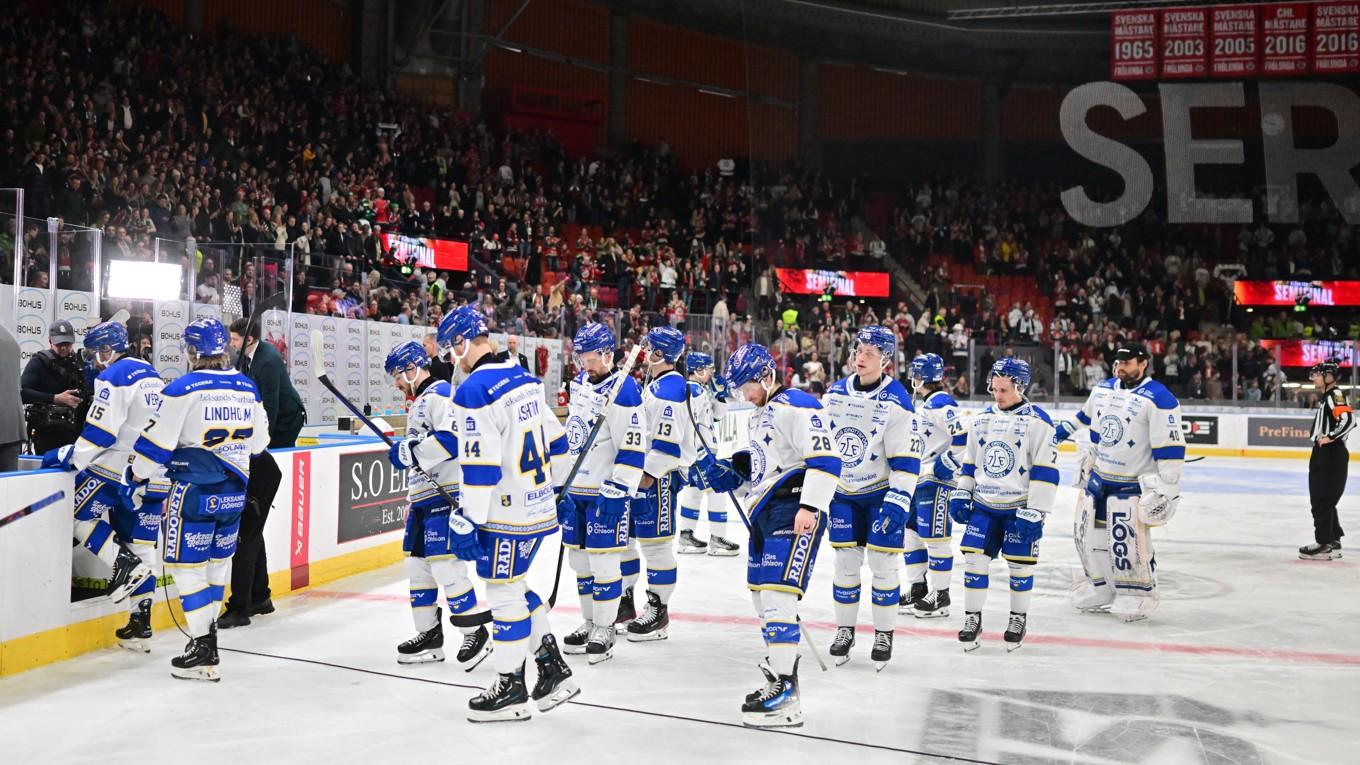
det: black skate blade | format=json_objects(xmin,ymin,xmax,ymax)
[{"xmin": 460, "ymin": 645, "xmax": 492, "ymax": 672}]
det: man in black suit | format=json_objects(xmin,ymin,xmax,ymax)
[{"xmin": 220, "ymin": 319, "xmax": 306, "ymax": 628}]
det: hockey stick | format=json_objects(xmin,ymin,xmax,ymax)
[
  {"xmin": 1055, "ymin": 428, "xmax": 1204, "ymax": 462},
  {"xmin": 681, "ymin": 383, "xmax": 830, "ymax": 673},
  {"xmin": 309, "ymin": 329, "xmax": 492, "ymax": 629},
  {"xmin": 0, "ymin": 490, "xmax": 65, "ymax": 530},
  {"xmin": 546, "ymin": 344, "xmax": 646, "ymax": 610}
]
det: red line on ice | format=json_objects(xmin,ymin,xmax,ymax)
[{"xmin": 299, "ymin": 589, "xmax": 1360, "ymax": 666}]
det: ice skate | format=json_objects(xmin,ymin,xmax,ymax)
[
  {"xmin": 107, "ymin": 546, "xmax": 153, "ymax": 604},
  {"xmin": 741, "ymin": 659, "xmax": 802, "ymax": 728},
  {"xmin": 959, "ymin": 611, "xmax": 982, "ymax": 652},
  {"xmin": 115, "ymin": 598, "xmax": 153, "ymax": 653},
  {"xmin": 829, "ymin": 626, "xmax": 855, "ymax": 666},
  {"xmin": 870, "ymin": 630, "xmax": 893, "ymax": 672},
  {"xmin": 455, "ymin": 624, "xmax": 491, "ymax": 671},
  {"xmin": 1004, "ymin": 612, "xmax": 1027, "ymax": 652},
  {"xmin": 562, "ymin": 620, "xmax": 592, "ymax": 655},
  {"xmin": 170, "ymin": 631, "xmax": 220, "ymax": 682},
  {"xmin": 897, "ymin": 581, "xmax": 927, "ymax": 614},
  {"xmin": 677, "ymin": 529, "xmax": 708, "ymax": 554},
  {"xmin": 626, "ymin": 591, "xmax": 669, "ymax": 642},
  {"xmin": 586, "ymin": 624, "xmax": 615, "ymax": 664},
  {"xmin": 397, "ymin": 607, "xmax": 445, "ymax": 664},
  {"xmin": 613, "ymin": 587, "xmax": 636, "ymax": 634},
  {"xmin": 745, "ymin": 661, "xmax": 778, "ymax": 703},
  {"xmin": 467, "ymin": 666, "xmax": 532, "ymax": 722},
  {"xmin": 912, "ymin": 589, "xmax": 951, "ymax": 619},
  {"xmin": 1299, "ymin": 542, "xmax": 1342, "ymax": 561},
  {"xmin": 531, "ymin": 635, "xmax": 580, "ymax": 712},
  {"xmin": 707, "ymin": 535, "xmax": 740, "ymax": 556}
]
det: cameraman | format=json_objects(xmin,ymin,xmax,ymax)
[{"xmin": 21, "ymin": 320, "xmax": 87, "ymax": 452}]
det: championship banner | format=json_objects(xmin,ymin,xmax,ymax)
[
  {"xmin": 1262, "ymin": 3, "xmax": 1312, "ymax": 75},
  {"xmin": 1111, "ymin": 10, "xmax": 1159, "ymax": 80},
  {"xmin": 1161, "ymin": 6, "xmax": 1209, "ymax": 78},
  {"xmin": 377, "ymin": 233, "xmax": 469, "ymax": 272},
  {"xmin": 775, "ymin": 268, "xmax": 890, "ymax": 298},
  {"xmin": 152, "ymin": 300, "xmax": 189, "ymax": 381},
  {"xmin": 1259, "ymin": 338, "xmax": 1354, "ymax": 368},
  {"xmin": 1210, "ymin": 5, "xmax": 1260, "ymax": 77},
  {"xmin": 1233, "ymin": 280, "xmax": 1360, "ymax": 306},
  {"xmin": 54, "ymin": 290, "xmax": 98, "ymax": 344},
  {"xmin": 1313, "ymin": 1, "xmax": 1360, "ymax": 74}
]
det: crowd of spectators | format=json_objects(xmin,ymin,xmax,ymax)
[{"xmin": 1, "ymin": 2, "xmax": 1354, "ymax": 405}]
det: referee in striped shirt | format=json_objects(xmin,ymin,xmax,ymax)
[{"xmin": 1301, "ymin": 360, "xmax": 1354, "ymax": 560}]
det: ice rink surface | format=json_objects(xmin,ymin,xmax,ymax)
[{"xmin": 3, "ymin": 456, "xmax": 1358, "ymax": 765}]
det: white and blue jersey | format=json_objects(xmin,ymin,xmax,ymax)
[
  {"xmin": 404, "ymin": 377, "xmax": 461, "ymax": 509},
  {"xmin": 916, "ymin": 390, "xmax": 967, "ymax": 488},
  {"xmin": 1076, "ymin": 377, "xmax": 1185, "ymax": 490},
  {"xmin": 131, "ymin": 369, "xmax": 271, "ymax": 488},
  {"xmin": 741, "ymin": 388, "xmax": 841, "ymax": 518},
  {"xmin": 957, "ymin": 401, "xmax": 1059, "ymax": 514},
  {"xmin": 74, "ymin": 356, "xmax": 165, "ymax": 484},
  {"xmin": 642, "ymin": 371, "xmax": 700, "ymax": 478},
  {"xmin": 452, "ymin": 358, "xmax": 568, "ymax": 536},
  {"xmin": 565, "ymin": 369, "xmax": 646, "ymax": 497},
  {"xmin": 825, "ymin": 375, "xmax": 920, "ymax": 496}
]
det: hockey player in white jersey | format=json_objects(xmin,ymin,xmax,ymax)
[
  {"xmin": 124, "ymin": 318, "xmax": 270, "ymax": 680},
  {"xmin": 441, "ymin": 306, "xmax": 579, "ymax": 721},
  {"xmin": 382, "ymin": 340, "xmax": 490, "ymax": 669},
  {"xmin": 675, "ymin": 352, "xmax": 739, "ymax": 556},
  {"xmin": 949, "ymin": 358, "xmax": 1058, "ymax": 652},
  {"xmin": 558, "ymin": 322, "xmax": 646, "ymax": 664},
  {"xmin": 621, "ymin": 326, "xmax": 696, "ymax": 642},
  {"xmin": 1057, "ymin": 342, "xmax": 1184, "ymax": 622},
  {"xmin": 43, "ymin": 320, "xmax": 166, "ymax": 651},
  {"xmin": 698, "ymin": 343, "xmax": 839, "ymax": 728},
  {"xmin": 904, "ymin": 353, "xmax": 967, "ymax": 619},
  {"xmin": 824, "ymin": 326, "xmax": 920, "ymax": 670}
]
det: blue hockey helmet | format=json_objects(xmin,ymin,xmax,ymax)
[
  {"xmin": 437, "ymin": 305, "xmax": 488, "ymax": 351},
  {"xmin": 83, "ymin": 320, "xmax": 129, "ymax": 353},
  {"xmin": 725, "ymin": 343, "xmax": 776, "ymax": 388},
  {"xmin": 183, "ymin": 318, "xmax": 229, "ymax": 357},
  {"xmin": 989, "ymin": 357, "xmax": 1031, "ymax": 391},
  {"xmin": 687, "ymin": 351, "xmax": 713, "ymax": 372},
  {"xmin": 856, "ymin": 325, "xmax": 897, "ymax": 360},
  {"xmin": 645, "ymin": 326, "xmax": 686, "ymax": 363},
  {"xmin": 385, "ymin": 340, "xmax": 430, "ymax": 376},
  {"xmin": 573, "ymin": 322, "xmax": 616, "ymax": 357},
  {"xmin": 910, "ymin": 353, "xmax": 945, "ymax": 384}
]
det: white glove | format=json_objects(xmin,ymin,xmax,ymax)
[
  {"xmin": 1074, "ymin": 447, "xmax": 1095, "ymax": 488},
  {"xmin": 1137, "ymin": 473, "xmax": 1180, "ymax": 526}
]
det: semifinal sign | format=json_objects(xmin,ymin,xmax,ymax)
[
  {"xmin": 1211, "ymin": 5, "xmax": 1260, "ymax": 77},
  {"xmin": 1259, "ymin": 339, "xmax": 1354, "ymax": 368},
  {"xmin": 1111, "ymin": 10, "xmax": 1159, "ymax": 80},
  {"xmin": 774, "ymin": 268, "xmax": 890, "ymax": 298},
  {"xmin": 377, "ymin": 233, "xmax": 469, "ymax": 272},
  {"xmin": 1161, "ymin": 7, "xmax": 1209, "ymax": 78},
  {"xmin": 1233, "ymin": 280, "xmax": 1360, "ymax": 307},
  {"xmin": 1313, "ymin": 0, "xmax": 1360, "ymax": 74},
  {"xmin": 1263, "ymin": 3, "xmax": 1312, "ymax": 75}
]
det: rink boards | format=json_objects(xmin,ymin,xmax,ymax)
[{"xmin": 0, "ymin": 404, "xmax": 1350, "ymax": 677}]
